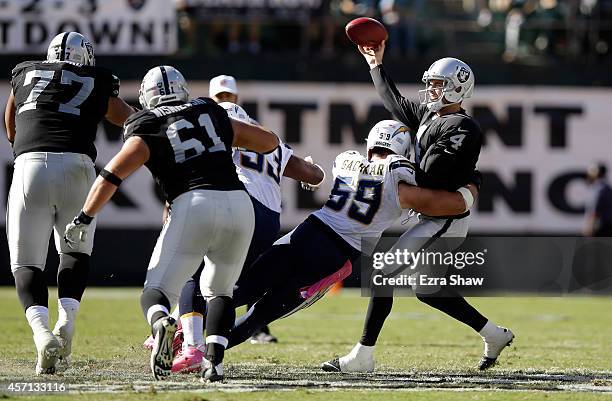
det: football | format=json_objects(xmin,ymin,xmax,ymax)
[{"xmin": 345, "ymin": 17, "xmax": 388, "ymax": 47}]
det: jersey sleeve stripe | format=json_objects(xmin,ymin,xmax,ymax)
[{"xmin": 389, "ymin": 160, "xmax": 414, "ymax": 171}]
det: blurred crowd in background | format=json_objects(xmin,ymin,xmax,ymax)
[{"xmin": 174, "ymin": 0, "xmax": 612, "ymax": 64}]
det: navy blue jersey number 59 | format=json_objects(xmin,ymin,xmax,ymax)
[{"xmin": 325, "ymin": 177, "xmax": 382, "ymax": 224}]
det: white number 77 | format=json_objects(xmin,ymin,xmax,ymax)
[{"xmin": 18, "ymin": 69, "xmax": 94, "ymax": 116}]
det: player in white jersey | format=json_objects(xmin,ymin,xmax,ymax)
[
  {"xmin": 221, "ymin": 120, "xmax": 479, "ymax": 348},
  {"xmin": 170, "ymin": 103, "xmax": 325, "ymax": 373}
]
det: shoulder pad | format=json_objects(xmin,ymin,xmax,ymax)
[
  {"xmin": 11, "ymin": 61, "xmax": 37, "ymax": 78},
  {"xmin": 334, "ymin": 149, "xmax": 365, "ymax": 164},
  {"xmin": 388, "ymin": 155, "xmax": 415, "ymax": 172},
  {"xmin": 123, "ymin": 110, "xmax": 158, "ymax": 141}
]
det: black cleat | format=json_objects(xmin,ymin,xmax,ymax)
[
  {"xmin": 150, "ymin": 316, "xmax": 177, "ymax": 380},
  {"xmin": 321, "ymin": 358, "xmax": 342, "ymax": 372},
  {"xmin": 201, "ymin": 360, "xmax": 224, "ymax": 382}
]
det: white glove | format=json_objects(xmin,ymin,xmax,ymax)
[
  {"xmin": 301, "ymin": 156, "xmax": 325, "ymax": 191},
  {"xmin": 64, "ymin": 212, "xmax": 93, "ymax": 249}
]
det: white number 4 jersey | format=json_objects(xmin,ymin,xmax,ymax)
[
  {"xmin": 233, "ymin": 141, "xmax": 294, "ymax": 213},
  {"xmin": 313, "ymin": 150, "xmax": 416, "ymax": 253}
]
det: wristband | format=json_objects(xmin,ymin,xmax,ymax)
[
  {"xmin": 100, "ymin": 169, "xmax": 123, "ymax": 187},
  {"xmin": 457, "ymin": 187, "xmax": 474, "ymax": 211},
  {"xmin": 76, "ymin": 210, "xmax": 94, "ymax": 225}
]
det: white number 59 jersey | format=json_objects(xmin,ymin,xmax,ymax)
[
  {"xmin": 313, "ymin": 150, "xmax": 416, "ymax": 253},
  {"xmin": 233, "ymin": 141, "xmax": 294, "ymax": 213}
]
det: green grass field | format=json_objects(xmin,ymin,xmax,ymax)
[{"xmin": 1, "ymin": 287, "xmax": 611, "ymax": 400}]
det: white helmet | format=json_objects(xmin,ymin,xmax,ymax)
[
  {"xmin": 139, "ymin": 66, "xmax": 189, "ymax": 109},
  {"xmin": 218, "ymin": 102, "xmax": 250, "ymax": 123},
  {"xmin": 46, "ymin": 32, "xmax": 95, "ymax": 66},
  {"xmin": 419, "ymin": 57, "xmax": 474, "ymax": 112},
  {"xmin": 366, "ymin": 120, "xmax": 411, "ymax": 157}
]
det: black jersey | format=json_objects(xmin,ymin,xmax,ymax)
[
  {"xmin": 123, "ymin": 97, "xmax": 244, "ymax": 202},
  {"xmin": 10, "ymin": 60, "xmax": 116, "ymax": 161},
  {"xmin": 371, "ymin": 65, "xmax": 482, "ymax": 192}
]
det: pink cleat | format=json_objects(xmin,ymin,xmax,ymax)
[
  {"xmin": 172, "ymin": 326, "xmax": 183, "ymax": 357},
  {"xmin": 143, "ymin": 335, "xmax": 154, "ymax": 350},
  {"xmin": 171, "ymin": 345, "xmax": 204, "ymax": 373},
  {"xmin": 144, "ymin": 320, "xmax": 183, "ymax": 354}
]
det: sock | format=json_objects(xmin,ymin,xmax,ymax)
[
  {"xmin": 54, "ymin": 298, "xmax": 79, "ymax": 333},
  {"xmin": 57, "ymin": 298, "xmax": 80, "ymax": 324},
  {"xmin": 25, "ymin": 305, "xmax": 50, "ymax": 335},
  {"xmin": 170, "ymin": 307, "xmax": 180, "ymax": 320},
  {"xmin": 57, "ymin": 253, "xmax": 89, "ymax": 301},
  {"xmin": 140, "ymin": 288, "xmax": 171, "ymax": 327},
  {"xmin": 360, "ymin": 296, "xmax": 394, "ymax": 346},
  {"xmin": 179, "ymin": 275, "xmax": 206, "ymax": 316},
  {"xmin": 416, "ymin": 287, "xmax": 488, "ymax": 332},
  {"xmin": 479, "ymin": 320, "xmax": 500, "ymax": 339},
  {"xmin": 146, "ymin": 305, "xmax": 169, "ymax": 327},
  {"xmin": 181, "ymin": 312, "xmax": 204, "ymax": 347},
  {"xmin": 205, "ymin": 296, "xmax": 234, "ymax": 365},
  {"xmin": 13, "ymin": 266, "xmax": 48, "ymax": 311},
  {"xmin": 205, "ymin": 335, "xmax": 228, "ymax": 366}
]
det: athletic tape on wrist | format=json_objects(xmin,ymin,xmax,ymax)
[{"xmin": 457, "ymin": 187, "xmax": 474, "ymax": 211}]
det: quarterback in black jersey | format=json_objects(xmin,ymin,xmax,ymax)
[
  {"xmin": 63, "ymin": 66, "xmax": 279, "ymax": 382},
  {"xmin": 323, "ymin": 43, "xmax": 514, "ymax": 374},
  {"xmin": 4, "ymin": 32, "xmax": 134, "ymax": 375}
]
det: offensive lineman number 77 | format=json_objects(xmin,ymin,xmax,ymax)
[{"xmin": 18, "ymin": 69, "xmax": 94, "ymax": 116}]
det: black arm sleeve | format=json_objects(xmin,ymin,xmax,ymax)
[{"xmin": 370, "ymin": 65, "xmax": 426, "ymax": 131}]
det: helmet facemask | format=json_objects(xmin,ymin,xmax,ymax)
[
  {"xmin": 419, "ymin": 58, "xmax": 475, "ymax": 113},
  {"xmin": 418, "ymin": 76, "xmax": 459, "ymax": 112}
]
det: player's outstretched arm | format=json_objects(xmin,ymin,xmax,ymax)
[
  {"xmin": 399, "ymin": 183, "xmax": 478, "ymax": 216},
  {"xmin": 358, "ymin": 40, "xmax": 385, "ymax": 69},
  {"xmin": 82, "ymin": 136, "xmax": 150, "ymax": 216},
  {"xmin": 105, "ymin": 97, "xmax": 136, "ymax": 126},
  {"xmin": 231, "ymin": 118, "xmax": 279, "ymax": 154},
  {"xmin": 283, "ymin": 155, "xmax": 325, "ymax": 189},
  {"xmin": 64, "ymin": 136, "xmax": 150, "ymax": 248},
  {"xmin": 4, "ymin": 90, "xmax": 16, "ymax": 144},
  {"xmin": 362, "ymin": 42, "xmax": 424, "ymax": 131}
]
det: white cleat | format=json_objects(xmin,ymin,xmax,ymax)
[
  {"xmin": 322, "ymin": 343, "xmax": 375, "ymax": 373},
  {"xmin": 53, "ymin": 322, "xmax": 74, "ymax": 371},
  {"xmin": 34, "ymin": 330, "xmax": 60, "ymax": 375},
  {"xmin": 479, "ymin": 326, "xmax": 515, "ymax": 370}
]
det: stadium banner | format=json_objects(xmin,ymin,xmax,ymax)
[
  {"xmin": 0, "ymin": 0, "xmax": 177, "ymax": 55},
  {"xmin": 185, "ymin": 0, "xmax": 324, "ymax": 20},
  {"xmin": 0, "ymin": 82, "xmax": 609, "ymax": 234}
]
